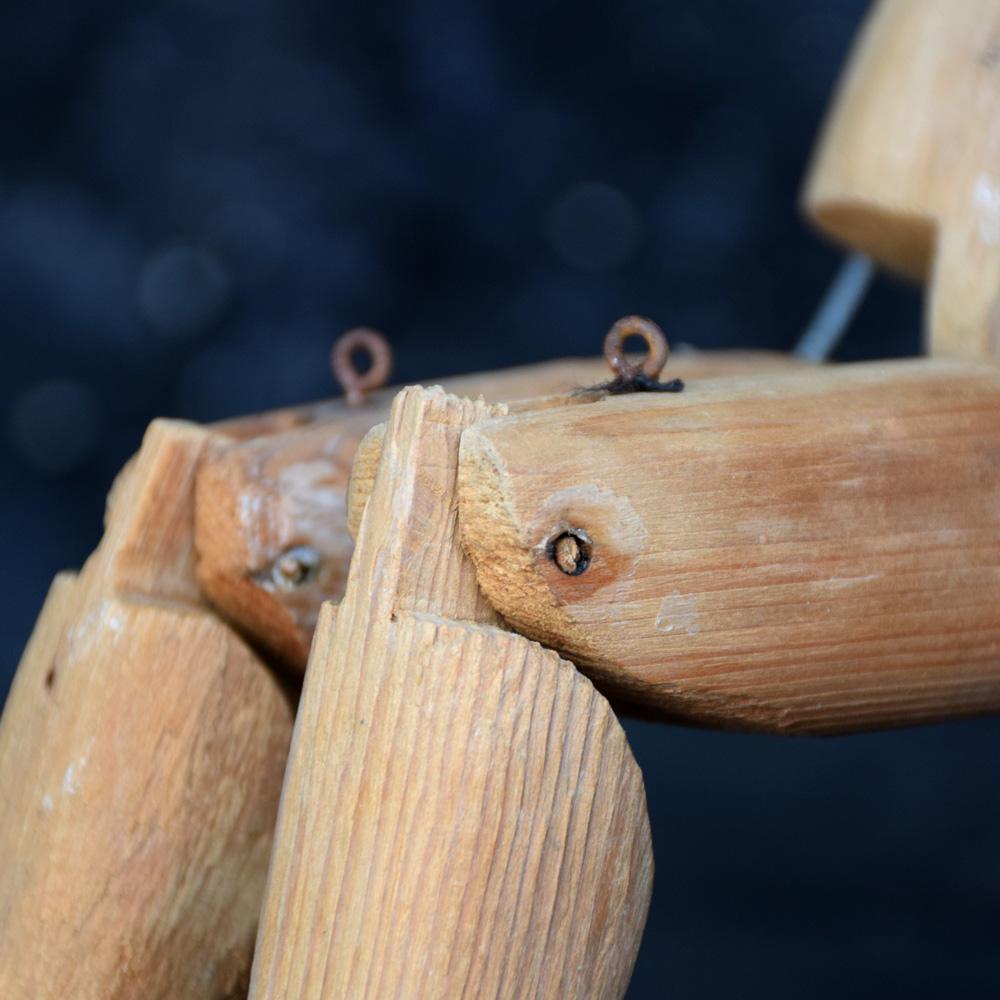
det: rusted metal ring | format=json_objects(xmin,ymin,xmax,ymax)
[
  {"xmin": 331, "ymin": 328, "xmax": 393, "ymax": 405},
  {"xmin": 603, "ymin": 316, "xmax": 669, "ymax": 381}
]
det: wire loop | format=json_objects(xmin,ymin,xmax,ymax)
[
  {"xmin": 331, "ymin": 328, "xmax": 393, "ymax": 405},
  {"xmin": 603, "ymin": 316, "xmax": 669, "ymax": 381}
]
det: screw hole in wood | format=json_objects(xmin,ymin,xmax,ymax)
[{"xmin": 549, "ymin": 529, "xmax": 592, "ymax": 576}]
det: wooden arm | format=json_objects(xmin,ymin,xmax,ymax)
[{"xmin": 457, "ymin": 359, "xmax": 1000, "ymax": 734}]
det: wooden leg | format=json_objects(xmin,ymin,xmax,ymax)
[
  {"xmin": 0, "ymin": 421, "xmax": 294, "ymax": 999},
  {"xmin": 250, "ymin": 388, "xmax": 653, "ymax": 999}
]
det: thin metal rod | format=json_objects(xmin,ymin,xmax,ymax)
[{"xmin": 794, "ymin": 253, "xmax": 876, "ymax": 362}]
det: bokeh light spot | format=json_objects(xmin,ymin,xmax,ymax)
[
  {"xmin": 8, "ymin": 379, "xmax": 103, "ymax": 475},
  {"xmin": 545, "ymin": 182, "xmax": 640, "ymax": 272},
  {"xmin": 138, "ymin": 243, "xmax": 229, "ymax": 337}
]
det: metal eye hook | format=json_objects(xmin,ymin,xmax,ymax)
[
  {"xmin": 331, "ymin": 328, "xmax": 393, "ymax": 405},
  {"xmin": 603, "ymin": 315, "xmax": 669, "ymax": 381}
]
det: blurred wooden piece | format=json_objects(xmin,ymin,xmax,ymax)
[
  {"xmin": 196, "ymin": 415, "xmax": 372, "ymax": 667},
  {"xmin": 0, "ymin": 420, "xmax": 294, "ymax": 999},
  {"xmin": 250, "ymin": 388, "xmax": 652, "ymax": 999},
  {"xmin": 804, "ymin": 0, "xmax": 1000, "ymax": 358},
  {"xmin": 198, "ymin": 351, "xmax": 804, "ymax": 670},
  {"xmin": 459, "ymin": 359, "xmax": 1000, "ymax": 735},
  {"xmin": 0, "ymin": 574, "xmax": 81, "ymax": 878},
  {"xmin": 96, "ymin": 419, "xmax": 213, "ymax": 605}
]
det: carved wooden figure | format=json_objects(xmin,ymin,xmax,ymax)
[
  {"xmin": 6, "ymin": 1, "xmax": 1000, "ymax": 989},
  {"xmin": 6, "ymin": 345, "xmax": 770, "ymax": 997}
]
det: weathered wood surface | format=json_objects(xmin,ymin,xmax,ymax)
[
  {"xmin": 804, "ymin": 0, "xmax": 1000, "ymax": 358},
  {"xmin": 459, "ymin": 359, "xmax": 1000, "ymax": 734},
  {"xmin": 250, "ymin": 388, "xmax": 652, "ymax": 999},
  {"xmin": 196, "ymin": 414, "xmax": 373, "ymax": 668},
  {"xmin": 198, "ymin": 351, "xmax": 803, "ymax": 670},
  {"xmin": 213, "ymin": 350, "xmax": 801, "ymax": 438},
  {"xmin": 96, "ymin": 418, "xmax": 216, "ymax": 605},
  {"xmin": 0, "ymin": 420, "xmax": 294, "ymax": 999}
]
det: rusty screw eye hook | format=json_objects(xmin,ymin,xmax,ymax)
[
  {"xmin": 598, "ymin": 315, "xmax": 684, "ymax": 395},
  {"xmin": 331, "ymin": 327, "xmax": 393, "ymax": 405}
]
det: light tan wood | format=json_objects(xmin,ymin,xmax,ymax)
[
  {"xmin": 198, "ymin": 352, "xmax": 804, "ymax": 670},
  {"xmin": 250, "ymin": 387, "xmax": 652, "ymax": 999},
  {"xmin": 195, "ymin": 413, "xmax": 375, "ymax": 667},
  {"xmin": 0, "ymin": 420, "xmax": 294, "ymax": 998},
  {"xmin": 92, "ymin": 418, "xmax": 216, "ymax": 605},
  {"xmin": 0, "ymin": 574, "xmax": 82, "ymax": 868},
  {"xmin": 804, "ymin": 0, "xmax": 1000, "ymax": 358},
  {"xmin": 346, "ymin": 421, "xmax": 386, "ymax": 539},
  {"xmin": 458, "ymin": 359, "xmax": 1000, "ymax": 734},
  {"xmin": 213, "ymin": 350, "xmax": 801, "ymax": 438}
]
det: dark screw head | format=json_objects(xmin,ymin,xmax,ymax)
[
  {"xmin": 549, "ymin": 529, "xmax": 592, "ymax": 576},
  {"xmin": 272, "ymin": 545, "xmax": 321, "ymax": 590}
]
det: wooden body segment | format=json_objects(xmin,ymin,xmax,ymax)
[
  {"xmin": 197, "ymin": 351, "xmax": 804, "ymax": 671},
  {"xmin": 196, "ymin": 414, "xmax": 373, "ymax": 667},
  {"xmin": 0, "ymin": 421, "xmax": 294, "ymax": 998},
  {"xmin": 250, "ymin": 388, "xmax": 653, "ymax": 999},
  {"xmin": 211, "ymin": 351, "xmax": 800, "ymax": 440},
  {"xmin": 804, "ymin": 0, "xmax": 1000, "ymax": 358},
  {"xmin": 458, "ymin": 360, "xmax": 1000, "ymax": 734}
]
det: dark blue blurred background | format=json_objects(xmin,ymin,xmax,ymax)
[{"xmin": 3, "ymin": 1, "xmax": 997, "ymax": 996}]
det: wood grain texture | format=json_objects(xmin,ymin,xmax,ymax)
[
  {"xmin": 199, "ymin": 352, "xmax": 804, "ymax": 670},
  {"xmin": 804, "ymin": 0, "xmax": 1000, "ymax": 358},
  {"xmin": 250, "ymin": 387, "xmax": 652, "ymax": 999},
  {"xmin": 195, "ymin": 413, "xmax": 374, "ymax": 667},
  {"xmin": 93, "ymin": 418, "xmax": 217, "ymax": 606},
  {"xmin": 345, "ymin": 421, "xmax": 386, "ymax": 539},
  {"xmin": 0, "ymin": 421, "xmax": 294, "ymax": 998},
  {"xmin": 458, "ymin": 359, "xmax": 1000, "ymax": 734},
  {"xmin": 213, "ymin": 350, "xmax": 801, "ymax": 438}
]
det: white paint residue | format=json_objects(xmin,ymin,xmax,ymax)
[
  {"xmin": 973, "ymin": 173, "xmax": 1000, "ymax": 246},
  {"xmin": 238, "ymin": 490, "xmax": 263, "ymax": 532},
  {"xmin": 40, "ymin": 737, "xmax": 96, "ymax": 810},
  {"xmin": 655, "ymin": 592, "xmax": 700, "ymax": 635},
  {"xmin": 279, "ymin": 460, "xmax": 349, "ymax": 555},
  {"xmin": 238, "ymin": 490, "xmax": 273, "ymax": 565},
  {"xmin": 60, "ymin": 736, "xmax": 95, "ymax": 797},
  {"xmin": 67, "ymin": 601, "xmax": 128, "ymax": 660},
  {"xmin": 279, "ymin": 461, "xmax": 343, "ymax": 513},
  {"xmin": 62, "ymin": 762, "xmax": 81, "ymax": 795}
]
